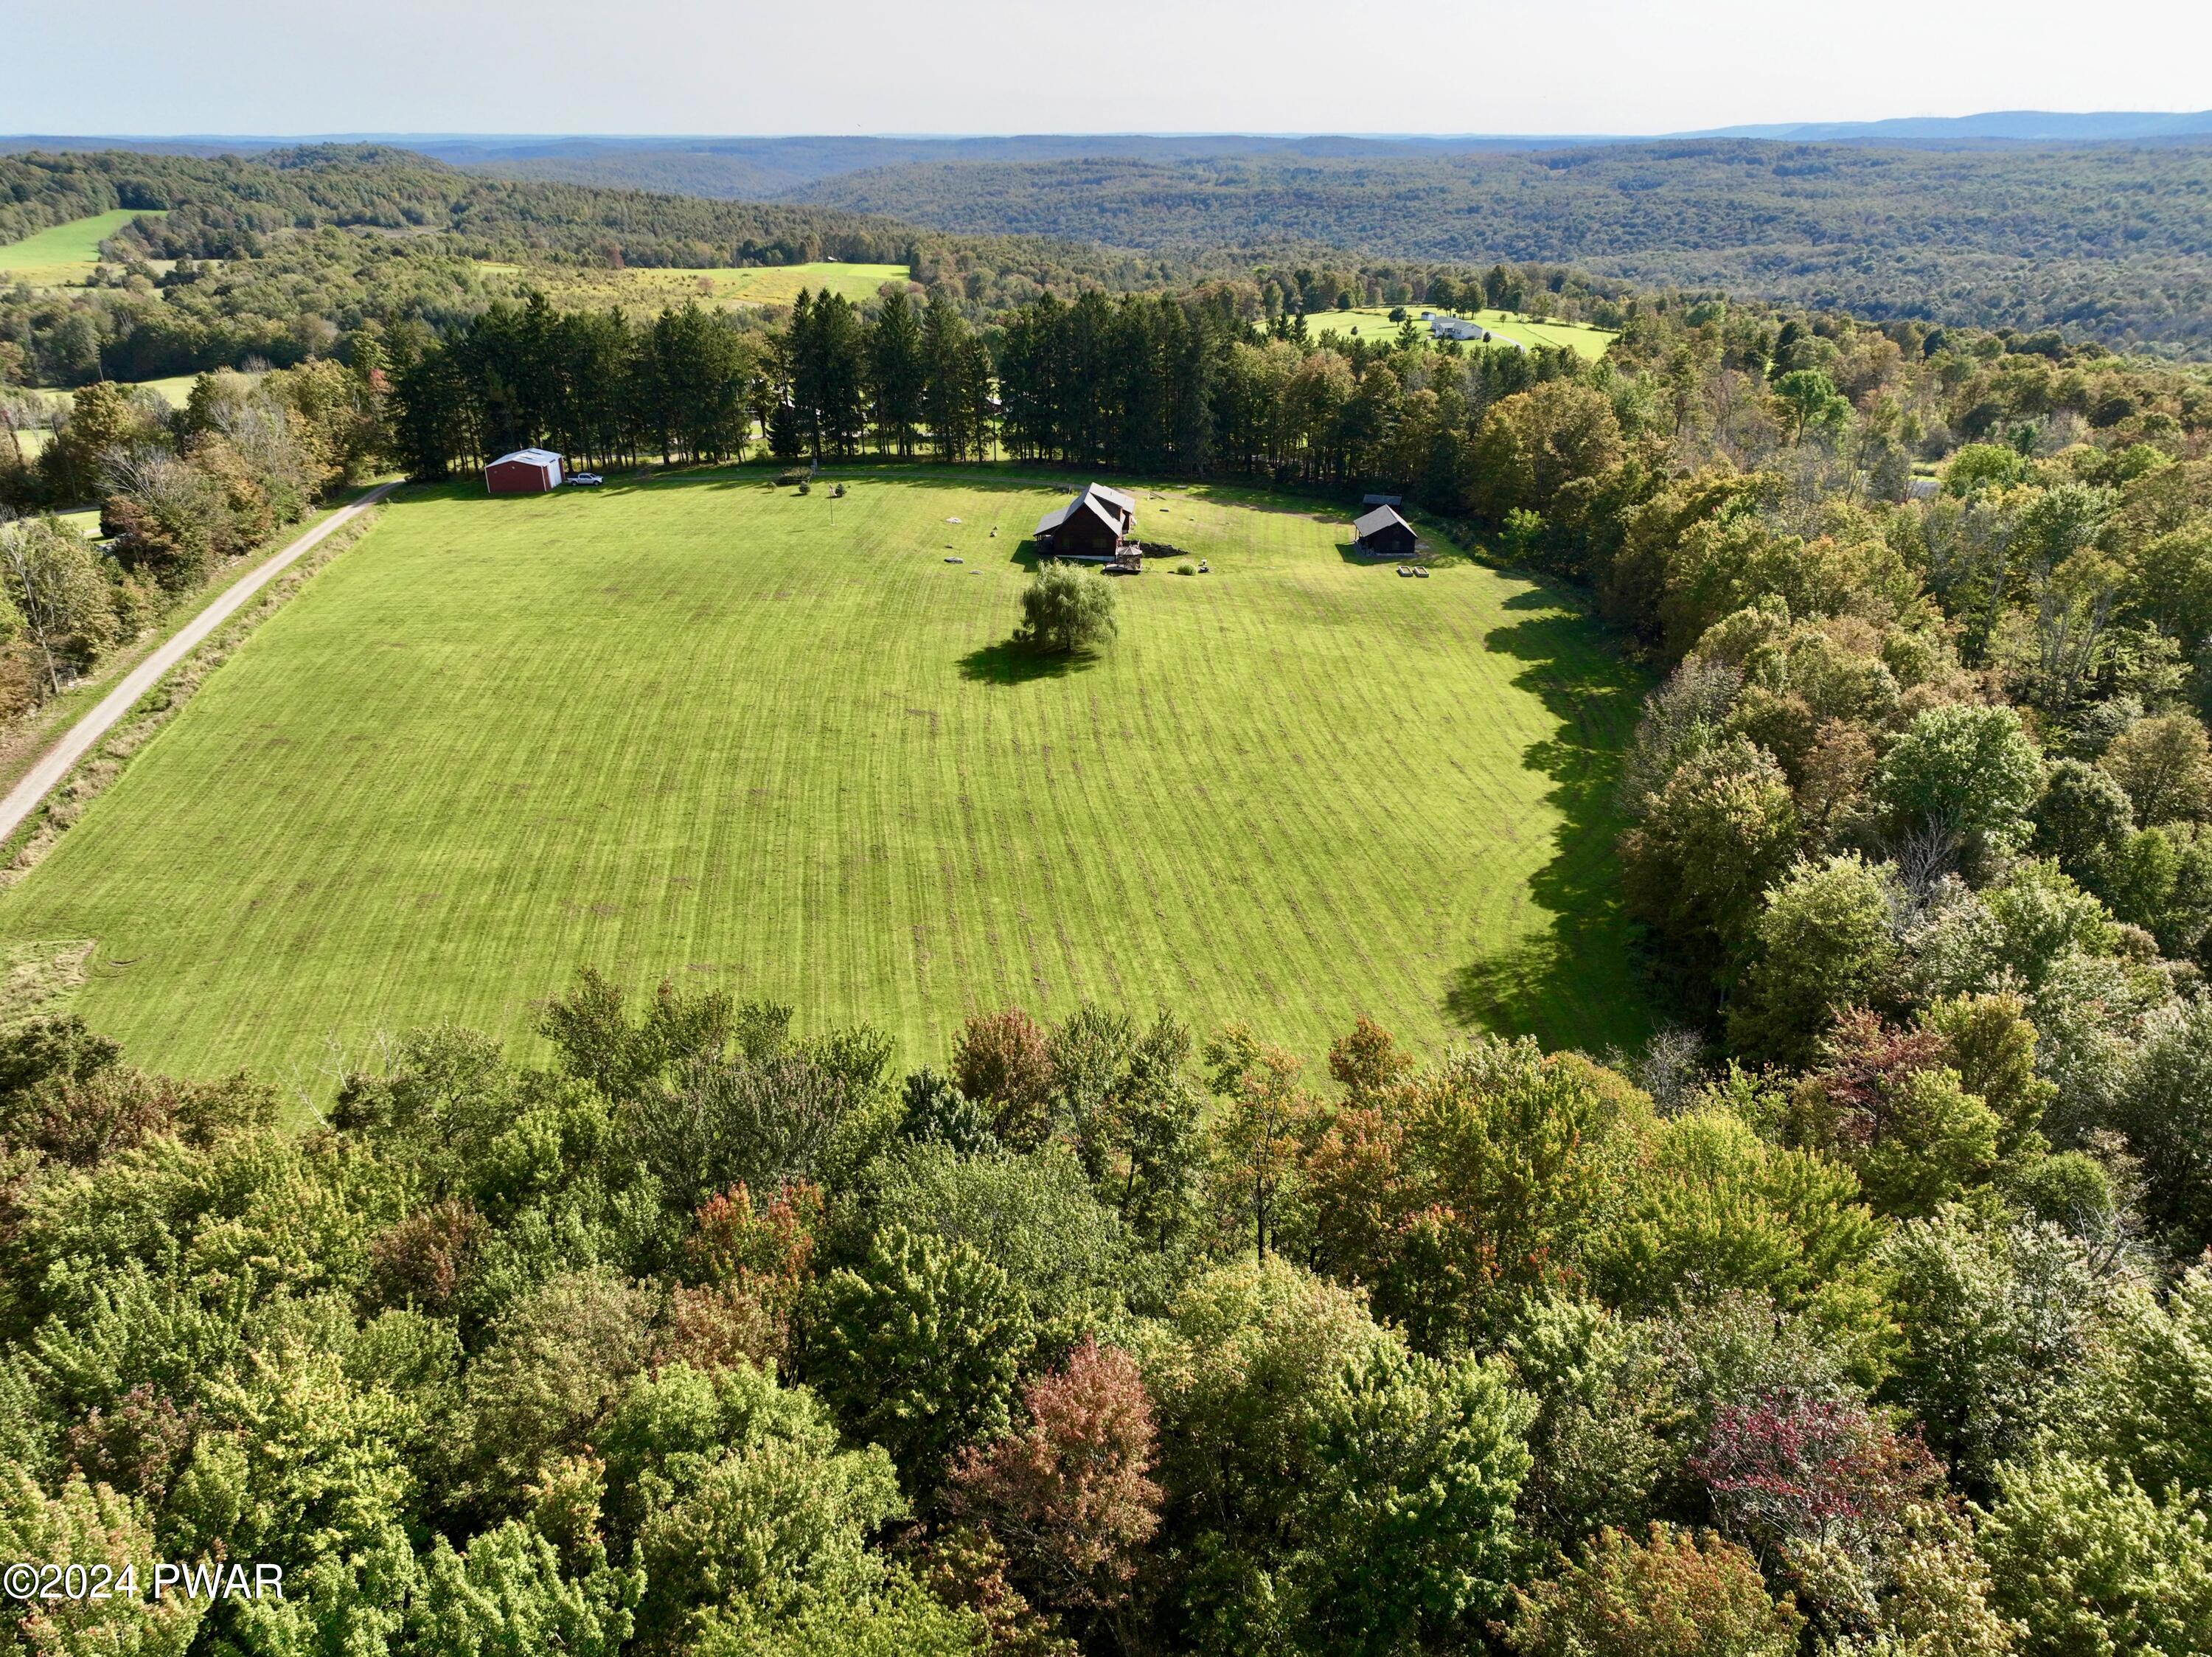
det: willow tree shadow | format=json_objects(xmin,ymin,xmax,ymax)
[
  {"xmin": 957, "ymin": 640, "xmax": 1102, "ymax": 685},
  {"xmin": 1443, "ymin": 588, "xmax": 1655, "ymax": 1053}
]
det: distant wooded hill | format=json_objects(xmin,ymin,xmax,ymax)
[
  {"xmin": 10, "ymin": 131, "xmax": 2212, "ymax": 354},
  {"xmin": 0, "ymin": 145, "xmax": 1196, "ymax": 291},
  {"xmin": 318, "ymin": 128, "xmax": 2212, "ymax": 354},
  {"xmin": 775, "ymin": 140, "xmax": 2212, "ymax": 355}
]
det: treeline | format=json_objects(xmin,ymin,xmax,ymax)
[
  {"xmin": 387, "ymin": 285, "xmax": 998, "ymax": 475},
  {"xmin": 0, "ymin": 360, "xmax": 378, "ymax": 720}
]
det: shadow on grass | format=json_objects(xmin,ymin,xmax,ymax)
[
  {"xmin": 1442, "ymin": 586, "xmax": 1657, "ymax": 1054},
  {"xmin": 957, "ymin": 639, "xmax": 1102, "ymax": 685}
]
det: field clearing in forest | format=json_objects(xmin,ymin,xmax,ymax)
[
  {"xmin": 1301, "ymin": 305, "xmax": 1617, "ymax": 359},
  {"xmin": 475, "ymin": 260, "xmax": 913, "ymax": 313},
  {"xmin": 0, "ymin": 468, "xmax": 1649, "ymax": 1087},
  {"xmin": 0, "ymin": 209, "xmax": 167, "ymax": 282}
]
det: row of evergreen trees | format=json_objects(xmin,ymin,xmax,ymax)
[
  {"xmin": 390, "ymin": 286, "xmax": 1001, "ymax": 479},
  {"xmin": 389, "ymin": 282, "xmax": 1582, "ymax": 498}
]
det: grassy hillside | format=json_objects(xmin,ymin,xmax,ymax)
[
  {"xmin": 1301, "ymin": 306, "xmax": 1617, "ymax": 360},
  {"xmin": 0, "ymin": 470, "xmax": 1649, "ymax": 1086},
  {"xmin": 0, "ymin": 208, "xmax": 164, "ymax": 280},
  {"xmin": 475, "ymin": 260, "xmax": 911, "ymax": 313},
  {"xmin": 26, "ymin": 372, "xmax": 212, "ymax": 413}
]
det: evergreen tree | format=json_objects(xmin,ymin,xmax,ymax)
[{"xmin": 866, "ymin": 294, "xmax": 925, "ymax": 458}]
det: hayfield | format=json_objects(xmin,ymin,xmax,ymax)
[
  {"xmin": 27, "ymin": 373, "xmax": 212, "ymax": 415},
  {"xmin": 0, "ymin": 209, "xmax": 166, "ymax": 282},
  {"xmin": 1301, "ymin": 305, "xmax": 1616, "ymax": 360},
  {"xmin": 476, "ymin": 260, "xmax": 911, "ymax": 313},
  {"xmin": 0, "ymin": 469, "xmax": 1649, "ymax": 1087}
]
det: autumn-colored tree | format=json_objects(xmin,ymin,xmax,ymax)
[
  {"xmin": 686, "ymin": 1179, "xmax": 823, "ymax": 1293},
  {"xmin": 1206, "ymin": 1035, "xmax": 1323, "ymax": 1262},
  {"xmin": 953, "ymin": 1008, "xmax": 1057, "ymax": 1149},
  {"xmin": 1788, "ymin": 1010, "xmax": 2006, "ymax": 1216},
  {"xmin": 946, "ymin": 1337, "xmax": 1163, "ymax": 1639},
  {"xmin": 1691, "ymin": 1392, "xmax": 1944, "ymax": 1573},
  {"xmin": 1326, "ymin": 1015, "xmax": 1416, "ymax": 1102},
  {"xmin": 367, "ymin": 1198, "xmax": 487, "ymax": 1315},
  {"xmin": 1509, "ymin": 1524, "xmax": 1801, "ymax": 1657},
  {"xmin": 666, "ymin": 1179, "xmax": 825, "ymax": 1371}
]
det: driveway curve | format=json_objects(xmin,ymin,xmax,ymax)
[{"xmin": 0, "ymin": 482, "xmax": 397, "ymax": 848}]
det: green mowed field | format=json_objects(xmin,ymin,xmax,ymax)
[
  {"xmin": 1302, "ymin": 307, "xmax": 1616, "ymax": 361},
  {"xmin": 1470, "ymin": 309, "xmax": 1620, "ymax": 358},
  {"xmin": 0, "ymin": 469, "xmax": 1649, "ymax": 1087},
  {"xmin": 478, "ymin": 261, "xmax": 911, "ymax": 313},
  {"xmin": 29, "ymin": 372, "xmax": 218, "ymax": 413},
  {"xmin": 0, "ymin": 209, "xmax": 165, "ymax": 281}
]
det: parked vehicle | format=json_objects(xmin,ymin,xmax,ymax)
[{"xmin": 569, "ymin": 473, "xmax": 604, "ymax": 487}]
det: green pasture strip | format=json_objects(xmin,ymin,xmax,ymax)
[
  {"xmin": 1299, "ymin": 305, "xmax": 1616, "ymax": 361},
  {"xmin": 474, "ymin": 260, "xmax": 911, "ymax": 312},
  {"xmin": 0, "ymin": 209, "xmax": 167, "ymax": 278}
]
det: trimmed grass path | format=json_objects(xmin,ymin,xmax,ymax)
[{"xmin": 0, "ymin": 483, "xmax": 396, "ymax": 847}]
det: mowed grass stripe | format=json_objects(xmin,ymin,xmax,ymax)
[{"xmin": 0, "ymin": 469, "xmax": 1649, "ymax": 1084}]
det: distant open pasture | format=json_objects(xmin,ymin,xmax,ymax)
[
  {"xmin": 26, "ymin": 372, "xmax": 254, "ymax": 419},
  {"xmin": 0, "ymin": 209, "xmax": 166, "ymax": 282},
  {"xmin": 476, "ymin": 260, "xmax": 912, "ymax": 313},
  {"xmin": 0, "ymin": 468, "xmax": 1649, "ymax": 1086},
  {"xmin": 1301, "ymin": 305, "xmax": 1617, "ymax": 361}
]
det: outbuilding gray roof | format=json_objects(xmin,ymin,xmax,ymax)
[
  {"xmin": 1037, "ymin": 493, "xmax": 1126, "ymax": 540},
  {"xmin": 1354, "ymin": 504, "xmax": 1412, "ymax": 540}
]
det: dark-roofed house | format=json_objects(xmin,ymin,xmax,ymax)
[
  {"xmin": 1353, "ymin": 504, "xmax": 1416, "ymax": 558},
  {"xmin": 486, "ymin": 448, "xmax": 564, "ymax": 494},
  {"xmin": 1034, "ymin": 482, "xmax": 1136, "ymax": 561}
]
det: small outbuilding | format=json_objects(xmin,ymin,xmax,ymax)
[
  {"xmin": 486, "ymin": 448, "xmax": 564, "ymax": 494},
  {"xmin": 1034, "ymin": 482, "xmax": 1137, "ymax": 561},
  {"xmin": 1354, "ymin": 504, "xmax": 1417, "ymax": 558}
]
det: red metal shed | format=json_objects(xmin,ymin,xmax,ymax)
[{"xmin": 485, "ymin": 448, "xmax": 564, "ymax": 494}]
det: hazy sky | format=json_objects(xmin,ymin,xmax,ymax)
[{"xmin": 5, "ymin": 0, "xmax": 2210, "ymax": 136}]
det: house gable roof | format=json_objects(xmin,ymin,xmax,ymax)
[
  {"xmin": 1038, "ymin": 485, "xmax": 1132, "ymax": 541},
  {"xmin": 1354, "ymin": 504, "xmax": 1411, "ymax": 539},
  {"xmin": 490, "ymin": 448, "xmax": 563, "ymax": 467}
]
